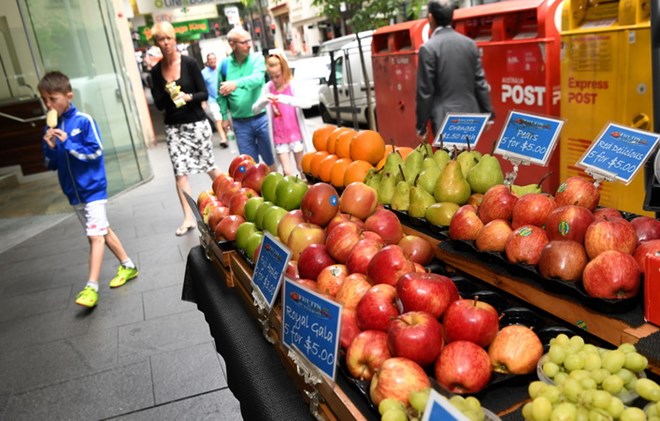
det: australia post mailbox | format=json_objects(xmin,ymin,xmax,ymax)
[
  {"xmin": 372, "ymin": 19, "xmax": 429, "ymax": 148},
  {"xmin": 453, "ymin": 0, "xmax": 563, "ymax": 193},
  {"xmin": 559, "ymin": 0, "xmax": 653, "ymax": 216}
]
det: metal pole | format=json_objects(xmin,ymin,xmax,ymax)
[{"xmin": 330, "ymin": 51, "xmax": 341, "ymax": 123}]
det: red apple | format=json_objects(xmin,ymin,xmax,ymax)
[
  {"xmin": 362, "ymin": 230, "xmax": 384, "ymax": 244},
  {"xmin": 297, "ymin": 243, "xmax": 336, "ymax": 281},
  {"xmin": 335, "ymin": 273, "xmax": 371, "ymax": 310},
  {"xmin": 538, "ymin": 240, "xmax": 588, "ymax": 282},
  {"xmin": 293, "ymin": 278, "xmax": 318, "ymax": 292},
  {"xmin": 340, "ymin": 182, "xmax": 378, "ymax": 221},
  {"xmin": 228, "ymin": 154, "xmax": 255, "ymax": 179},
  {"xmin": 228, "ymin": 193, "xmax": 249, "ymax": 218},
  {"xmin": 504, "ymin": 225, "xmax": 549, "ymax": 265},
  {"xmin": 345, "ymin": 330, "xmax": 391, "ymax": 381},
  {"xmin": 475, "ymin": 219, "xmax": 512, "ymax": 252},
  {"xmin": 397, "ymin": 272, "xmax": 459, "ymax": 318},
  {"xmin": 554, "ymin": 176, "xmax": 600, "ymax": 211},
  {"xmin": 584, "ymin": 218, "xmax": 637, "ymax": 259},
  {"xmin": 287, "ymin": 222, "xmax": 326, "ymax": 260},
  {"xmin": 326, "ymin": 212, "xmax": 365, "ymax": 235},
  {"xmin": 364, "ymin": 208, "xmax": 403, "ymax": 245},
  {"xmin": 478, "ymin": 184, "xmax": 518, "ymax": 224},
  {"xmin": 325, "ymin": 221, "xmax": 363, "ymax": 263},
  {"xmin": 285, "ymin": 259, "xmax": 300, "ymax": 280},
  {"xmin": 355, "ymin": 284, "xmax": 400, "ymax": 332},
  {"xmin": 366, "ymin": 245, "xmax": 416, "ymax": 287},
  {"xmin": 449, "ymin": 204, "xmax": 484, "ymax": 241},
  {"xmin": 634, "ymin": 239, "xmax": 660, "ymax": 271},
  {"xmin": 442, "ymin": 298, "xmax": 499, "ymax": 347},
  {"xmin": 197, "ymin": 189, "xmax": 216, "ymax": 213},
  {"xmin": 202, "ymin": 198, "xmax": 223, "ymax": 224},
  {"xmin": 241, "ymin": 162, "xmax": 270, "ymax": 193},
  {"xmin": 207, "ymin": 206, "xmax": 231, "ymax": 231},
  {"xmin": 277, "ymin": 209, "xmax": 305, "ymax": 244},
  {"xmin": 211, "ymin": 173, "xmax": 233, "ymax": 198},
  {"xmin": 345, "ymin": 237, "xmax": 383, "ymax": 275},
  {"xmin": 387, "ymin": 311, "xmax": 444, "ymax": 367},
  {"xmin": 300, "ymin": 182, "xmax": 340, "ymax": 227},
  {"xmin": 231, "ymin": 159, "xmax": 255, "ymax": 183},
  {"xmin": 434, "ymin": 341, "xmax": 492, "ymax": 394},
  {"xmin": 511, "ymin": 193, "xmax": 557, "ymax": 229},
  {"xmin": 220, "ymin": 181, "xmax": 242, "ymax": 205},
  {"xmin": 398, "ymin": 235, "xmax": 435, "ymax": 266},
  {"xmin": 631, "ymin": 216, "xmax": 660, "ymax": 243},
  {"xmin": 216, "ymin": 215, "xmax": 245, "ymax": 241},
  {"xmin": 488, "ymin": 325, "xmax": 543, "ymax": 374},
  {"xmin": 582, "ymin": 250, "xmax": 641, "ymax": 299},
  {"xmin": 468, "ymin": 192, "xmax": 484, "ymax": 207},
  {"xmin": 369, "ymin": 357, "xmax": 431, "ymax": 406},
  {"xmin": 316, "ymin": 264, "xmax": 348, "ymax": 297},
  {"xmin": 339, "ymin": 308, "xmax": 362, "ymax": 350},
  {"xmin": 545, "ymin": 205, "xmax": 595, "ymax": 243},
  {"xmin": 593, "ymin": 207, "xmax": 624, "ymax": 221}
]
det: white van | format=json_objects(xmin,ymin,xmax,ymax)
[{"xmin": 318, "ymin": 33, "xmax": 376, "ymax": 127}]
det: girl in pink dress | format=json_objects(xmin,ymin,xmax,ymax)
[{"xmin": 252, "ymin": 52, "xmax": 311, "ymax": 176}]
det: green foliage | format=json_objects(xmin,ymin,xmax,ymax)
[{"xmin": 312, "ymin": 0, "xmax": 425, "ymax": 33}]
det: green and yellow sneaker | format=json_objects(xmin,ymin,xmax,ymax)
[
  {"xmin": 109, "ymin": 265, "xmax": 139, "ymax": 288},
  {"xmin": 75, "ymin": 286, "xmax": 98, "ymax": 308}
]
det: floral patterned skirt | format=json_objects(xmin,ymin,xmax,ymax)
[{"xmin": 165, "ymin": 119, "xmax": 215, "ymax": 176}]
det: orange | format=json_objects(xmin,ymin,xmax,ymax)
[
  {"xmin": 343, "ymin": 160, "xmax": 373, "ymax": 186},
  {"xmin": 318, "ymin": 154, "xmax": 340, "ymax": 182},
  {"xmin": 349, "ymin": 130, "xmax": 386, "ymax": 164},
  {"xmin": 327, "ymin": 127, "xmax": 353, "ymax": 155},
  {"xmin": 335, "ymin": 130, "xmax": 356, "ymax": 159},
  {"xmin": 312, "ymin": 124, "xmax": 336, "ymax": 151},
  {"xmin": 301, "ymin": 152, "xmax": 315, "ymax": 175},
  {"xmin": 396, "ymin": 146, "xmax": 414, "ymax": 160},
  {"xmin": 330, "ymin": 158, "xmax": 353, "ymax": 188},
  {"xmin": 309, "ymin": 151, "xmax": 330, "ymax": 179}
]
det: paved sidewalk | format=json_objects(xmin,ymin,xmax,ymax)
[{"xmin": 0, "ymin": 140, "xmax": 244, "ymax": 420}]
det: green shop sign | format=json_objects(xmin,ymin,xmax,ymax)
[{"xmin": 139, "ymin": 19, "xmax": 210, "ymax": 42}]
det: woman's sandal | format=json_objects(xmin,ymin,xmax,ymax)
[
  {"xmin": 219, "ymin": 140, "xmax": 229, "ymax": 149},
  {"xmin": 175, "ymin": 223, "xmax": 196, "ymax": 236}
]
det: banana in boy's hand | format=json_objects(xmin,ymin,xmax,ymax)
[{"xmin": 46, "ymin": 109, "xmax": 58, "ymax": 128}]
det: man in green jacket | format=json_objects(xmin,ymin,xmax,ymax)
[{"xmin": 218, "ymin": 27, "xmax": 276, "ymax": 170}]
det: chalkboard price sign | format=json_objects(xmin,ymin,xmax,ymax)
[
  {"xmin": 282, "ymin": 278, "xmax": 341, "ymax": 380},
  {"xmin": 494, "ymin": 110, "xmax": 564, "ymax": 166},
  {"xmin": 578, "ymin": 123, "xmax": 660, "ymax": 184},
  {"xmin": 433, "ymin": 113, "xmax": 490, "ymax": 150},
  {"xmin": 252, "ymin": 232, "xmax": 291, "ymax": 310}
]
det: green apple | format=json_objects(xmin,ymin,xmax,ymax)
[
  {"xmin": 245, "ymin": 231, "xmax": 264, "ymax": 262},
  {"xmin": 255, "ymin": 201, "xmax": 274, "ymax": 230},
  {"xmin": 235, "ymin": 222, "xmax": 258, "ymax": 252},
  {"xmin": 261, "ymin": 172, "xmax": 284, "ymax": 203},
  {"xmin": 262, "ymin": 205, "xmax": 288, "ymax": 237},
  {"xmin": 245, "ymin": 196, "xmax": 265, "ymax": 222},
  {"xmin": 275, "ymin": 175, "xmax": 308, "ymax": 211}
]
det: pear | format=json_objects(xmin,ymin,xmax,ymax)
[
  {"xmin": 383, "ymin": 150, "xmax": 404, "ymax": 176},
  {"xmin": 403, "ymin": 148, "xmax": 424, "ymax": 186},
  {"xmin": 417, "ymin": 164, "xmax": 442, "ymax": 195},
  {"xmin": 434, "ymin": 160, "xmax": 471, "ymax": 205},
  {"xmin": 391, "ymin": 180, "xmax": 410, "ymax": 211},
  {"xmin": 425, "ymin": 202, "xmax": 460, "ymax": 227},
  {"xmin": 408, "ymin": 185, "xmax": 436, "ymax": 218},
  {"xmin": 456, "ymin": 137, "xmax": 480, "ymax": 177},
  {"xmin": 377, "ymin": 172, "xmax": 397, "ymax": 205},
  {"xmin": 466, "ymin": 154, "xmax": 504, "ymax": 194},
  {"xmin": 422, "ymin": 156, "xmax": 439, "ymax": 170},
  {"xmin": 433, "ymin": 149, "xmax": 451, "ymax": 172},
  {"xmin": 419, "ymin": 142, "xmax": 434, "ymax": 158},
  {"xmin": 511, "ymin": 171, "xmax": 554, "ymax": 196},
  {"xmin": 365, "ymin": 168, "xmax": 382, "ymax": 190}
]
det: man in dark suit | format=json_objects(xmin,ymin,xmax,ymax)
[{"xmin": 415, "ymin": 0, "xmax": 493, "ymax": 140}]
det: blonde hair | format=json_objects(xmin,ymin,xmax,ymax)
[
  {"xmin": 266, "ymin": 53, "xmax": 292, "ymax": 83},
  {"xmin": 151, "ymin": 21, "xmax": 176, "ymax": 44}
]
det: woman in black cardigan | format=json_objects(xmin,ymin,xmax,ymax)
[{"xmin": 150, "ymin": 21, "xmax": 222, "ymax": 236}]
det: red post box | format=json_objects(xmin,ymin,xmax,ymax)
[
  {"xmin": 454, "ymin": 0, "xmax": 563, "ymax": 192},
  {"xmin": 372, "ymin": 19, "xmax": 429, "ymax": 148}
]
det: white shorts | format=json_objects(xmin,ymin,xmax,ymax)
[
  {"xmin": 205, "ymin": 102, "xmax": 222, "ymax": 122},
  {"xmin": 74, "ymin": 200, "xmax": 109, "ymax": 237},
  {"xmin": 274, "ymin": 140, "xmax": 305, "ymax": 154}
]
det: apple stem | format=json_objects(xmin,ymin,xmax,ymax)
[{"xmin": 473, "ymin": 295, "xmax": 479, "ymax": 306}]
